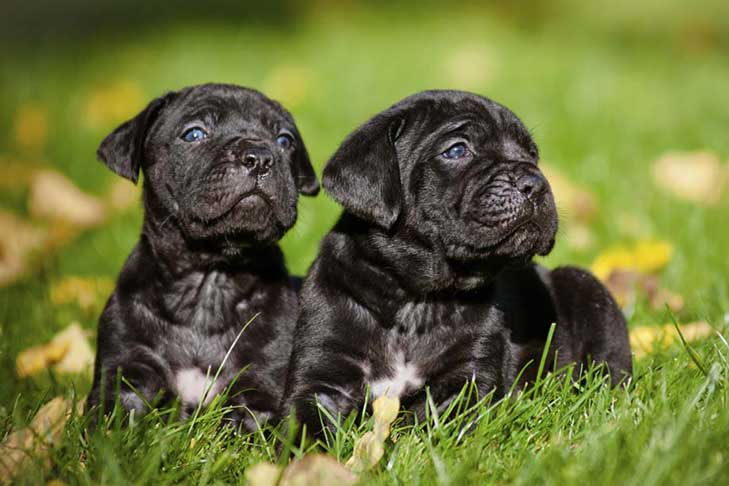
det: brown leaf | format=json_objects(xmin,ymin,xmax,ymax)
[
  {"xmin": 0, "ymin": 396, "xmax": 81, "ymax": 484},
  {"xmin": 346, "ymin": 395, "xmax": 399, "ymax": 473},
  {"xmin": 107, "ymin": 178, "xmax": 141, "ymax": 211},
  {"xmin": 540, "ymin": 164, "xmax": 597, "ymax": 224},
  {"xmin": 247, "ymin": 455, "xmax": 357, "ymax": 486},
  {"xmin": 262, "ymin": 65, "xmax": 316, "ymax": 109},
  {"xmin": 29, "ymin": 170, "xmax": 106, "ymax": 228},
  {"xmin": 13, "ymin": 103, "xmax": 48, "ymax": 153},
  {"xmin": 652, "ymin": 151, "xmax": 728, "ymax": 206},
  {"xmin": 630, "ymin": 321, "xmax": 715, "ymax": 358},
  {"xmin": 442, "ymin": 46, "xmax": 497, "ymax": 91},
  {"xmin": 591, "ymin": 240, "xmax": 673, "ymax": 282},
  {"xmin": 82, "ymin": 80, "xmax": 145, "ymax": 128},
  {"xmin": 16, "ymin": 323, "xmax": 94, "ymax": 378},
  {"xmin": 0, "ymin": 211, "xmax": 47, "ymax": 287},
  {"xmin": 50, "ymin": 276, "xmax": 114, "ymax": 313}
]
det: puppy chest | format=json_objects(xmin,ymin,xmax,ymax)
[{"xmin": 363, "ymin": 302, "xmax": 478, "ymax": 399}]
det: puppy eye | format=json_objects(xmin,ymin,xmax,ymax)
[
  {"xmin": 275, "ymin": 133, "xmax": 294, "ymax": 150},
  {"xmin": 442, "ymin": 142, "xmax": 469, "ymax": 160},
  {"xmin": 181, "ymin": 127, "xmax": 207, "ymax": 142}
]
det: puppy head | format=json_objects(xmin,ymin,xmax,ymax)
[
  {"xmin": 97, "ymin": 83, "xmax": 319, "ymax": 250},
  {"xmin": 324, "ymin": 90, "xmax": 557, "ymax": 282}
]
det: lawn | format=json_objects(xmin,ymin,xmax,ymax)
[{"xmin": 1, "ymin": 1, "xmax": 728, "ymax": 484}]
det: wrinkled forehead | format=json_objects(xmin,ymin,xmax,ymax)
[
  {"xmin": 164, "ymin": 85, "xmax": 292, "ymax": 129},
  {"xmin": 406, "ymin": 93, "xmax": 531, "ymax": 141}
]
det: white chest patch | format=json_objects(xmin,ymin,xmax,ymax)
[
  {"xmin": 175, "ymin": 368, "xmax": 219, "ymax": 406},
  {"xmin": 368, "ymin": 352, "xmax": 424, "ymax": 399}
]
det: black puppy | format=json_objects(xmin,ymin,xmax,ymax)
[
  {"xmin": 87, "ymin": 83, "xmax": 319, "ymax": 430},
  {"xmin": 282, "ymin": 90, "xmax": 632, "ymax": 437}
]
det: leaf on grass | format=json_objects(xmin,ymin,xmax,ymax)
[
  {"xmin": 13, "ymin": 103, "xmax": 48, "ymax": 153},
  {"xmin": 346, "ymin": 395, "xmax": 400, "ymax": 473},
  {"xmin": 247, "ymin": 396, "xmax": 399, "ymax": 485},
  {"xmin": 0, "ymin": 396, "xmax": 81, "ymax": 484},
  {"xmin": 443, "ymin": 46, "xmax": 497, "ymax": 91},
  {"xmin": 50, "ymin": 276, "xmax": 114, "ymax": 313},
  {"xmin": 630, "ymin": 321, "xmax": 714, "ymax": 359},
  {"xmin": 108, "ymin": 178, "xmax": 141, "ymax": 211},
  {"xmin": 541, "ymin": 164, "xmax": 598, "ymax": 224},
  {"xmin": 16, "ymin": 323, "xmax": 94, "ymax": 378},
  {"xmin": 246, "ymin": 455, "xmax": 356, "ymax": 486},
  {"xmin": 652, "ymin": 150, "xmax": 728, "ymax": 206},
  {"xmin": 0, "ymin": 211, "xmax": 47, "ymax": 287},
  {"xmin": 0, "ymin": 156, "xmax": 43, "ymax": 190},
  {"xmin": 82, "ymin": 80, "xmax": 145, "ymax": 128},
  {"xmin": 262, "ymin": 65, "xmax": 316, "ymax": 109},
  {"xmin": 29, "ymin": 170, "xmax": 106, "ymax": 228},
  {"xmin": 591, "ymin": 240, "xmax": 673, "ymax": 282}
]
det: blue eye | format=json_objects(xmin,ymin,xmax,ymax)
[
  {"xmin": 442, "ymin": 143, "xmax": 469, "ymax": 159},
  {"xmin": 182, "ymin": 127, "xmax": 207, "ymax": 142},
  {"xmin": 276, "ymin": 133, "xmax": 294, "ymax": 149}
]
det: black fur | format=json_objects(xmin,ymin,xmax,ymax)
[
  {"xmin": 87, "ymin": 83, "xmax": 319, "ymax": 430},
  {"xmin": 282, "ymin": 90, "xmax": 631, "ymax": 437}
]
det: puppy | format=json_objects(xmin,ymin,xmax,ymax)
[
  {"xmin": 282, "ymin": 90, "xmax": 632, "ymax": 437},
  {"xmin": 87, "ymin": 83, "xmax": 319, "ymax": 430}
]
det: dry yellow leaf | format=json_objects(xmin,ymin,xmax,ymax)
[
  {"xmin": 346, "ymin": 395, "xmax": 400, "ymax": 473},
  {"xmin": 0, "ymin": 211, "xmax": 47, "ymax": 287},
  {"xmin": 246, "ymin": 462, "xmax": 283, "ymax": 486},
  {"xmin": 16, "ymin": 323, "xmax": 94, "ymax": 378},
  {"xmin": 246, "ymin": 455, "xmax": 356, "ymax": 486},
  {"xmin": 50, "ymin": 276, "xmax": 114, "ymax": 312},
  {"xmin": 262, "ymin": 65, "xmax": 316, "ymax": 109},
  {"xmin": 13, "ymin": 103, "xmax": 48, "ymax": 153},
  {"xmin": 541, "ymin": 164, "xmax": 598, "ymax": 224},
  {"xmin": 630, "ymin": 321, "xmax": 715, "ymax": 359},
  {"xmin": 652, "ymin": 151, "xmax": 728, "ymax": 206},
  {"xmin": 108, "ymin": 178, "xmax": 141, "ymax": 211},
  {"xmin": 82, "ymin": 80, "xmax": 145, "ymax": 128},
  {"xmin": 443, "ymin": 46, "xmax": 497, "ymax": 91},
  {"xmin": 591, "ymin": 240, "xmax": 673, "ymax": 282},
  {"xmin": 29, "ymin": 170, "xmax": 106, "ymax": 228},
  {"xmin": 0, "ymin": 396, "xmax": 81, "ymax": 484}
]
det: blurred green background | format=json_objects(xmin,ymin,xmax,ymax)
[{"xmin": 1, "ymin": 0, "xmax": 728, "ymax": 408}]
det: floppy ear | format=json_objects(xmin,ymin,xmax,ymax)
[
  {"xmin": 323, "ymin": 114, "xmax": 406, "ymax": 229},
  {"xmin": 292, "ymin": 137, "xmax": 320, "ymax": 196},
  {"xmin": 96, "ymin": 93, "xmax": 174, "ymax": 184}
]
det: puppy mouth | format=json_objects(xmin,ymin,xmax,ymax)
[{"xmin": 210, "ymin": 190, "xmax": 273, "ymax": 222}]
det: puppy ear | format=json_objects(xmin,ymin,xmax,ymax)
[
  {"xmin": 292, "ymin": 138, "xmax": 320, "ymax": 196},
  {"xmin": 96, "ymin": 93, "xmax": 174, "ymax": 184},
  {"xmin": 323, "ymin": 115, "xmax": 405, "ymax": 229}
]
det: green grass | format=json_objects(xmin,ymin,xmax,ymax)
[{"xmin": 1, "ymin": 1, "xmax": 729, "ymax": 484}]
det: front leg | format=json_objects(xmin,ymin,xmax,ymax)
[
  {"xmin": 88, "ymin": 344, "xmax": 172, "ymax": 420},
  {"xmin": 283, "ymin": 349, "xmax": 367, "ymax": 441}
]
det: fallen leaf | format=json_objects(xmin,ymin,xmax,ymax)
[
  {"xmin": 591, "ymin": 240, "xmax": 673, "ymax": 282},
  {"xmin": 246, "ymin": 462, "xmax": 283, "ymax": 486},
  {"xmin": 630, "ymin": 321, "xmax": 715, "ymax": 359},
  {"xmin": 652, "ymin": 151, "xmax": 728, "ymax": 206},
  {"xmin": 29, "ymin": 170, "xmax": 106, "ymax": 228},
  {"xmin": 108, "ymin": 178, "xmax": 141, "ymax": 211},
  {"xmin": 541, "ymin": 164, "xmax": 598, "ymax": 224},
  {"xmin": 262, "ymin": 65, "xmax": 316, "ymax": 109},
  {"xmin": 246, "ymin": 455, "xmax": 356, "ymax": 486},
  {"xmin": 50, "ymin": 276, "xmax": 114, "ymax": 313},
  {"xmin": 16, "ymin": 323, "xmax": 94, "ymax": 378},
  {"xmin": 0, "ymin": 156, "xmax": 43, "ymax": 190},
  {"xmin": 0, "ymin": 211, "xmax": 47, "ymax": 287},
  {"xmin": 82, "ymin": 80, "xmax": 145, "ymax": 128},
  {"xmin": 346, "ymin": 395, "xmax": 400, "ymax": 473},
  {"xmin": 0, "ymin": 396, "xmax": 81, "ymax": 484},
  {"xmin": 13, "ymin": 103, "xmax": 48, "ymax": 153},
  {"xmin": 443, "ymin": 46, "xmax": 497, "ymax": 91}
]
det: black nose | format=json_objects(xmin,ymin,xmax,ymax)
[
  {"xmin": 516, "ymin": 173, "xmax": 545, "ymax": 199},
  {"xmin": 240, "ymin": 147, "xmax": 274, "ymax": 176}
]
